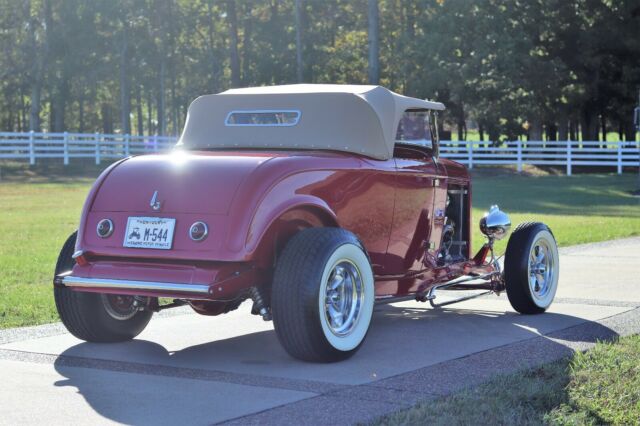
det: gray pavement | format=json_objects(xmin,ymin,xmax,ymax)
[{"xmin": 1, "ymin": 237, "xmax": 639, "ymax": 425}]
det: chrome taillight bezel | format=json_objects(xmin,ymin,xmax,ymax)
[
  {"xmin": 96, "ymin": 219, "xmax": 114, "ymax": 238},
  {"xmin": 189, "ymin": 221, "xmax": 208, "ymax": 242}
]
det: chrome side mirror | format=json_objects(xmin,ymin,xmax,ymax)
[{"xmin": 480, "ymin": 205, "xmax": 511, "ymax": 240}]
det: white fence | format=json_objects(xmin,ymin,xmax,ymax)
[
  {"xmin": 0, "ymin": 132, "xmax": 638, "ymax": 175},
  {"xmin": 440, "ymin": 140, "xmax": 639, "ymax": 175},
  {"xmin": 0, "ymin": 132, "xmax": 176, "ymax": 165}
]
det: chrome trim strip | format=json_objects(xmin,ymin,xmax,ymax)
[{"xmin": 61, "ymin": 276, "xmax": 211, "ymax": 295}]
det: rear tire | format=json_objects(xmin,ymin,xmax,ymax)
[
  {"xmin": 271, "ymin": 228, "xmax": 375, "ymax": 362},
  {"xmin": 504, "ymin": 222, "xmax": 559, "ymax": 314},
  {"xmin": 54, "ymin": 232, "xmax": 153, "ymax": 342}
]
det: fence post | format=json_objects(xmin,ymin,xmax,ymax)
[
  {"xmin": 516, "ymin": 140, "xmax": 522, "ymax": 172},
  {"xmin": 63, "ymin": 132, "xmax": 69, "ymax": 165},
  {"xmin": 29, "ymin": 130, "xmax": 35, "ymax": 165},
  {"xmin": 467, "ymin": 141, "xmax": 473, "ymax": 169},
  {"xmin": 617, "ymin": 141, "xmax": 622, "ymax": 174},
  {"xmin": 95, "ymin": 132, "xmax": 101, "ymax": 165},
  {"xmin": 154, "ymin": 134, "xmax": 159, "ymax": 152},
  {"xmin": 566, "ymin": 140, "xmax": 572, "ymax": 176},
  {"xmin": 125, "ymin": 133, "xmax": 130, "ymax": 157}
]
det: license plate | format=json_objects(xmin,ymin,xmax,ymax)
[{"xmin": 123, "ymin": 217, "xmax": 176, "ymax": 250}]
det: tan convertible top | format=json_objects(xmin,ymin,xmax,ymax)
[{"xmin": 178, "ymin": 84, "xmax": 445, "ymax": 160}]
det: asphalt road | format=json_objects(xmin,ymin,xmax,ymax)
[{"xmin": 1, "ymin": 237, "xmax": 639, "ymax": 425}]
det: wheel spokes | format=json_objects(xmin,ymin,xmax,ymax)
[
  {"xmin": 323, "ymin": 261, "xmax": 364, "ymax": 336},
  {"xmin": 528, "ymin": 239, "xmax": 555, "ymax": 299}
]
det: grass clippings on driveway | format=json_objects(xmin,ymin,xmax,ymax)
[{"xmin": 374, "ymin": 334, "xmax": 640, "ymax": 426}]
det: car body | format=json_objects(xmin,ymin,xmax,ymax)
[{"xmin": 54, "ymin": 85, "xmax": 559, "ymax": 362}]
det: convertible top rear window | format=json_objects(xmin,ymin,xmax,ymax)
[{"xmin": 225, "ymin": 110, "xmax": 301, "ymax": 127}]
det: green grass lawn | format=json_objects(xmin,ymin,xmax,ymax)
[
  {"xmin": 374, "ymin": 334, "xmax": 640, "ymax": 425},
  {"xmin": 0, "ymin": 179, "xmax": 93, "ymax": 328},
  {"xmin": 0, "ymin": 169, "xmax": 639, "ymax": 329},
  {"xmin": 470, "ymin": 172, "xmax": 640, "ymax": 253}
]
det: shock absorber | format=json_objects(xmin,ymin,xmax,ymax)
[{"xmin": 248, "ymin": 287, "xmax": 271, "ymax": 321}]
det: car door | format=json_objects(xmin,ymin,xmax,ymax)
[
  {"xmin": 385, "ymin": 109, "xmax": 447, "ymax": 278},
  {"xmin": 386, "ymin": 149, "xmax": 438, "ymax": 276}
]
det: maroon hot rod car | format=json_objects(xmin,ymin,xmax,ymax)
[{"xmin": 54, "ymin": 85, "xmax": 559, "ymax": 362}]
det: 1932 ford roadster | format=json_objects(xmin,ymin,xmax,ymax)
[{"xmin": 54, "ymin": 85, "xmax": 559, "ymax": 362}]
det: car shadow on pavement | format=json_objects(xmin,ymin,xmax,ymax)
[{"xmin": 52, "ymin": 304, "xmax": 619, "ymax": 425}]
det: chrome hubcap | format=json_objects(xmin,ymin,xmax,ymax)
[
  {"xmin": 324, "ymin": 261, "xmax": 364, "ymax": 336},
  {"xmin": 101, "ymin": 294, "xmax": 140, "ymax": 320},
  {"xmin": 528, "ymin": 239, "xmax": 554, "ymax": 300}
]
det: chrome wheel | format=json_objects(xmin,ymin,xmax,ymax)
[
  {"xmin": 101, "ymin": 294, "xmax": 140, "ymax": 321},
  {"xmin": 324, "ymin": 260, "xmax": 364, "ymax": 336},
  {"xmin": 528, "ymin": 238, "xmax": 555, "ymax": 301}
]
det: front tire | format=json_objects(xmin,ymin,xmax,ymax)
[
  {"xmin": 271, "ymin": 228, "xmax": 375, "ymax": 362},
  {"xmin": 53, "ymin": 232, "xmax": 153, "ymax": 342},
  {"xmin": 504, "ymin": 222, "xmax": 559, "ymax": 314}
]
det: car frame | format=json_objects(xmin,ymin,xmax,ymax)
[{"xmin": 54, "ymin": 84, "xmax": 559, "ymax": 362}]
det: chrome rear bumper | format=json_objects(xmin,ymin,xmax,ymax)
[{"xmin": 55, "ymin": 274, "xmax": 211, "ymax": 296}]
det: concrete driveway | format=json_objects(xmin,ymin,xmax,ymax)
[{"xmin": 1, "ymin": 237, "xmax": 639, "ymax": 425}]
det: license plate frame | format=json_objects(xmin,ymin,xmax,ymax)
[{"xmin": 123, "ymin": 216, "xmax": 176, "ymax": 250}]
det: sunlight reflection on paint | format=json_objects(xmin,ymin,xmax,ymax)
[{"xmin": 169, "ymin": 149, "xmax": 189, "ymax": 167}]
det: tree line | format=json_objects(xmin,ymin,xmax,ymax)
[{"xmin": 1, "ymin": 0, "xmax": 639, "ymax": 142}]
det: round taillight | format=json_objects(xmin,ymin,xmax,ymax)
[
  {"xmin": 189, "ymin": 222, "xmax": 208, "ymax": 242},
  {"xmin": 96, "ymin": 219, "xmax": 114, "ymax": 238}
]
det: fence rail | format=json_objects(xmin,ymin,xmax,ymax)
[
  {"xmin": 0, "ymin": 132, "xmax": 638, "ymax": 175},
  {"xmin": 0, "ymin": 132, "xmax": 176, "ymax": 165}
]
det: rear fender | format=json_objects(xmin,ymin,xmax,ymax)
[
  {"xmin": 247, "ymin": 197, "xmax": 339, "ymax": 268},
  {"xmin": 76, "ymin": 158, "xmax": 130, "ymax": 253}
]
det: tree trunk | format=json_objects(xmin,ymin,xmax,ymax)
[
  {"xmin": 546, "ymin": 122, "xmax": 557, "ymax": 141},
  {"xmin": 241, "ymin": 2, "xmax": 253, "ymax": 85},
  {"xmin": 600, "ymin": 113, "xmax": 607, "ymax": 144},
  {"xmin": 48, "ymin": 99, "xmax": 55, "ymax": 132},
  {"xmin": 581, "ymin": 108, "xmax": 598, "ymax": 141},
  {"xmin": 157, "ymin": 60, "xmax": 166, "ymax": 135},
  {"xmin": 20, "ymin": 90, "xmax": 26, "ymax": 132},
  {"xmin": 457, "ymin": 104, "xmax": 466, "ymax": 141},
  {"xmin": 53, "ymin": 71, "xmax": 69, "ymax": 132},
  {"xmin": 29, "ymin": 84, "xmax": 41, "ymax": 132},
  {"xmin": 78, "ymin": 94, "xmax": 84, "ymax": 133},
  {"xmin": 206, "ymin": 1, "xmax": 220, "ymax": 91},
  {"xmin": 623, "ymin": 121, "xmax": 636, "ymax": 142},
  {"xmin": 226, "ymin": 0, "xmax": 241, "ymax": 88},
  {"xmin": 558, "ymin": 118, "xmax": 568, "ymax": 141},
  {"xmin": 367, "ymin": 0, "xmax": 380, "ymax": 84},
  {"xmin": 403, "ymin": 3, "xmax": 415, "ymax": 94},
  {"xmin": 569, "ymin": 120, "xmax": 577, "ymax": 141},
  {"xmin": 529, "ymin": 117, "xmax": 543, "ymax": 141},
  {"xmin": 618, "ymin": 122, "xmax": 624, "ymax": 141},
  {"xmin": 171, "ymin": 68, "xmax": 178, "ymax": 135},
  {"xmin": 295, "ymin": 0, "xmax": 304, "ymax": 83},
  {"xmin": 136, "ymin": 86, "xmax": 143, "ymax": 136},
  {"xmin": 119, "ymin": 23, "xmax": 131, "ymax": 134},
  {"xmin": 101, "ymin": 103, "xmax": 113, "ymax": 134},
  {"xmin": 27, "ymin": 0, "xmax": 52, "ymax": 132},
  {"xmin": 147, "ymin": 90, "xmax": 153, "ymax": 135}
]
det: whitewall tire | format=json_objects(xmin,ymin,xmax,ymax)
[
  {"xmin": 271, "ymin": 227, "xmax": 374, "ymax": 362},
  {"xmin": 505, "ymin": 222, "xmax": 559, "ymax": 314}
]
